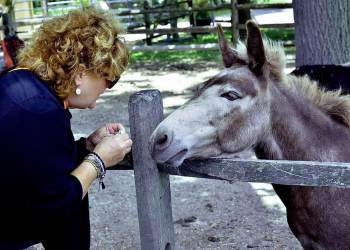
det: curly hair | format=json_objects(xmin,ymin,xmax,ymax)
[{"xmin": 17, "ymin": 7, "xmax": 129, "ymax": 100}]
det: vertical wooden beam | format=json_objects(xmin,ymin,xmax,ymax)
[
  {"xmin": 188, "ymin": 0, "xmax": 197, "ymax": 38},
  {"xmin": 170, "ymin": 0, "xmax": 179, "ymax": 40},
  {"xmin": 43, "ymin": 0, "xmax": 49, "ymax": 18},
  {"xmin": 143, "ymin": 0, "xmax": 152, "ymax": 45},
  {"xmin": 237, "ymin": 0, "xmax": 251, "ymax": 39},
  {"xmin": 231, "ymin": 0, "xmax": 239, "ymax": 44},
  {"xmin": 129, "ymin": 90, "xmax": 175, "ymax": 250},
  {"xmin": 3, "ymin": 2, "xmax": 16, "ymax": 38}
]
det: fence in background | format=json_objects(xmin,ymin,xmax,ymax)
[
  {"xmin": 121, "ymin": 1, "xmax": 293, "ymax": 45},
  {"xmin": 0, "ymin": 1, "xmax": 293, "ymax": 47}
]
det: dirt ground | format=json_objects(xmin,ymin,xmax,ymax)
[{"xmin": 33, "ymin": 61, "xmax": 302, "ymax": 250}]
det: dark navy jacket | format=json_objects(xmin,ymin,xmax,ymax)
[{"xmin": 0, "ymin": 69, "xmax": 90, "ymax": 250}]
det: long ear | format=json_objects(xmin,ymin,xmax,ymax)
[
  {"xmin": 217, "ymin": 24, "xmax": 245, "ymax": 68},
  {"xmin": 246, "ymin": 21, "xmax": 266, "ymax": 76}
]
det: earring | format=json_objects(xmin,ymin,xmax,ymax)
[{"xmin": 75, "ymin": 88, "xmax": 81, "ymax": 95}]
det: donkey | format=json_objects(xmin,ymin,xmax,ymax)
[{"xmin": 149, "ymin": 21, "xmax": 350, "ymax": 249}]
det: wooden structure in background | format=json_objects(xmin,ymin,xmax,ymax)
[
  {"xmin": 1, "ymin": 1, "xmax": 293, "ymax": 47},
  {"xmin": 121, "ymin": 1, "xmax": 293, "ymax": 45}
]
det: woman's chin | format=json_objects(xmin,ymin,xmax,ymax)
[{"xmin": 88, "ymin": 102, "xmax": 97, "ymax": 109}]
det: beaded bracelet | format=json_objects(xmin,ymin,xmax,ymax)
[{"xmin": 84, "ymin": 152, "xmax": 106, "ymax": 190}]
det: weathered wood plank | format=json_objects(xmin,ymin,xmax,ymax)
[
  {"xmin": 236, "ymin": 3, "xmax": 292, "ymax": 10},
  {"xmin": 127, "ymin": 26, "xmax": 231, "ymax": 35},
  {"xmin": 238, "ymin": 23, "xmax": 294, "ymax": 29},
  {"xmin": 109, "ymin": 156, "xmax": 350, "ymax": 188},
  {"xmin": 110, "ymin": 157, "xmax": 350, "ymax": 188},
  {"xmin": 118, "ymin": 3, "xmax": 291, "ymax": 16},
  {"xmin": 118, "ymin": 4, "xmax": 231, "ymax": 15},
  {"xmin": 129, "ymin": 41, "xmax": 293, "ymax": 52},
  {"xmin": 231, "ymin": 0, "xmax": 238, "ymax": 44},
  {"xmin": 127, "ymin": 24, "xmax": 294, "ymax": 35},
  {"xmin": 130, "ymin": 43, "xmax": 219, "ymax": 52},
  {"xmin": 129, "ymin": 90, "xmax": 175, "ymax": 250},
  {"xmin": 158, "ymin": 158, "xmax": 350, "ymax": 187}
]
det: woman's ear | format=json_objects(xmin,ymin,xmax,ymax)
[{"xmin": 74, "ymin": 71, "xmax": 85, "ymax": 87}]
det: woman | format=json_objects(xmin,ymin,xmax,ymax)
[{"xmin": 0, "ymin": 7, "xmax": 132, "ymax": 250}]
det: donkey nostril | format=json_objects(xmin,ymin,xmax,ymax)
[
  {"xmin": 156, "ymin": 134, "xmax": 168, "ymax": 145},
  {"xmin": 152, "ymin": 130, "xmax": 173, "ymax": 152}
]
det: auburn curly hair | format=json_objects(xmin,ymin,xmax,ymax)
[{"xmin": 17, "ymin": 7, "xmax": 129, "ymax": 100}]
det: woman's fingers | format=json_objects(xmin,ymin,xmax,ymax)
[
  {"xmin": 124, "ymin": 147, "xmax": 132, "ymax": 155},
  {"xmin": 105, "ymin": 123, "xmax": 127, "ymax": 135},
  {"xmin": 117, "ymin": 133, "xmax": 131, "ymax": 141},
  {"xmin": 124, "ymin": 139, "xmax": 133, "ymax": 148},
  {"xmin": 93, "ymin": 131, "xmax": 132, "ymax": 167},
  {"xmin": 116, "ymin": 123, "xmax": 126, "ymax": 134},
  {"xmin": 105, "ymin": 123, "xmax": 118, "ymax": 134}
]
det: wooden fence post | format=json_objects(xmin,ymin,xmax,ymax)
[
  {"xmin": 188, "ymin": 0, "xmax": 197, "ymax": 38},
  {"xmin": 129, "ymin": 90, "xmax": 175, "ymax": 250},
  {"xmin": 231, "ymin": 0, "xmax": 239, "ymax": 44},
  {"xmin": 2, "ymin": 3, "xmax": 16, "ymax": 38},
  {"xmin": 169, "ymin": 0, "xmax": 179, "ymax": 40},
  {"xmin": 237, "ymin": 0, "xmax": 251, "ymax": 39},
  {"xmin": 43, "ymin": 0, "xmax": 49, "ymax": 18},
  {"xmin": 143, "ymin": 0, "xmax": 152, "ymax": 45}
]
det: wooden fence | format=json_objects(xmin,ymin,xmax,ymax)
[
  {"xmin": 111, "ymin": 89, "xmax": 350, "ymax": 250},
  {"xmin": 0, "ymin": 1, "xmax": 293, "ymax": 48},
  {"xmin": 121, "ymin": 1, "xmax": 293, "ymax": 45}
]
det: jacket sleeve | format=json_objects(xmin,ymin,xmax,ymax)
[{"xmin": 5, "ymin": 103, "xmax": 83, "ymax": 223}]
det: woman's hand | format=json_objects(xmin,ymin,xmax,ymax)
[
  {"xmin": 86, "ymin": 123, "xmax": 126, "ymax": 152},
  {"xmin": 93, "ymin": 129, "xmax": 132, "ymax": 168}
]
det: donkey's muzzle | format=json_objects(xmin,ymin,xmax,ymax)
[{"xmin": 150, "ymin": 126, "xmax": 189, "ymax": 166}]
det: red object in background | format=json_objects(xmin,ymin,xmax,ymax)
[{"xmin": 1, "ymin": 35, "xmax": 24, "ymax": 69}]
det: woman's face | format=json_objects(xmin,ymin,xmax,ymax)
[{"xmin": 67, "ymin": 72, "xmax": 108, "ymax": 109}]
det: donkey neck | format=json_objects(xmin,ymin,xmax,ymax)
[{"xmin": 256, "ymin": 80, "xmax": 350, "ymax": 162}]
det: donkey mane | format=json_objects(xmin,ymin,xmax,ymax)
[{"xmin": 235, "ymin": 40, "xmax": 350, "ymax": 128}]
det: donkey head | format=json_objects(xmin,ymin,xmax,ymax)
[{"xmin": 149, "ymin": 21, "xmax": 281, "ymax": 166}]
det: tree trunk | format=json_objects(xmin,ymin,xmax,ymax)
[{"xmin": 293, "ymin": 0, "xmax": 350, "ymax": 66}]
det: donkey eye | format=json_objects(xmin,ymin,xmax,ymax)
[{"xmin": 220, "ymin": 91, "xmax": 242, "ymax": 101}]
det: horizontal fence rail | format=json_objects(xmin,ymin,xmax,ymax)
[
  {"xmin": 130, "ymin": 43, "xmax": 219, "ymax": 51},
  {"xmin": 237, "ymin": 3, "xmax": 292, "ymax": 9},
  {"xmin": 111, "ymin": 157, "xmax": 350, "ymax": 187},
  {"xmin": 127, "ymin": 24, "xmax": 294, "ymax": 35},
  {"xmin": 159, "ymin": 158, "xmax": 350, "ymax": 187},
  {"xmin": 117, "ymin": 3, "xmax": 292, "ymax": 16}
]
